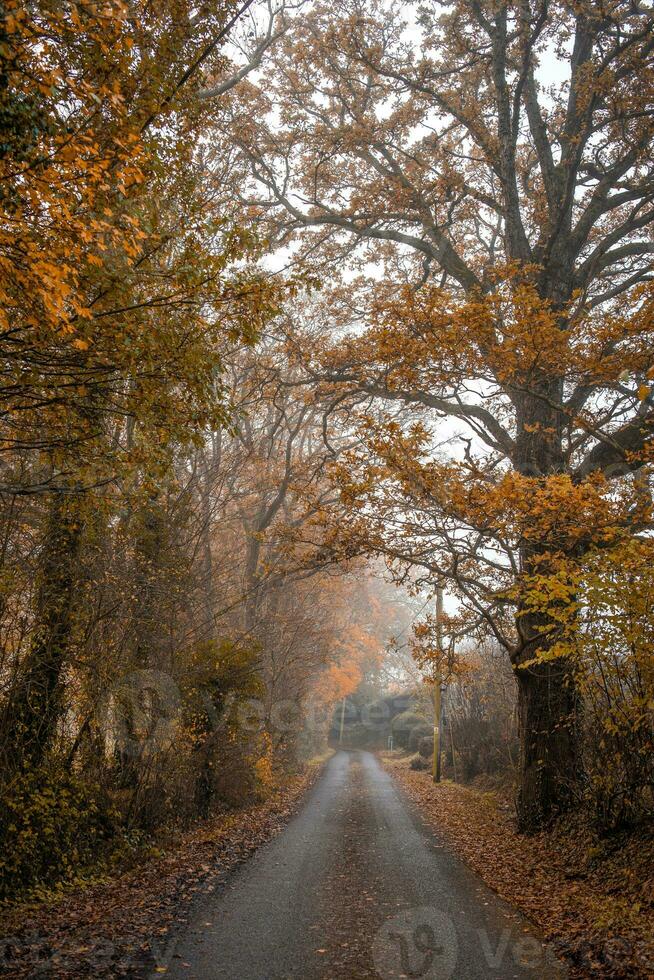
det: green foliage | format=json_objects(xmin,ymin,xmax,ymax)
[
  {"xmin": 178, "ymin": 639, "xmax": 271, "ymax": 815},
  {"xmin": 575, "ymin": 540, "xmax": 654, "ymax": 831},
  {"xmin": 408, "ymin": 723, "xmax": 433, "ymax": 753},
  {"xmin": 182, "ymin": 638, "xmax": 265, "ymax": 734},
  {"xmin": 0, "ymin": 764, "xmax": 118, "ymax": 901},
  {"xmin": 391, "ymin": 710, "xmax": 430, "ymax": 750}
]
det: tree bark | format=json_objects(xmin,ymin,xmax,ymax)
[
  {"xmin": 512, "ymin": 374, "xmax": 580, "ymax": 829},
  {"xmin": 114, "ymin": 495, "xmax": 166, "ymax": 785},
  {"xmin": 0, "ymin": 492, "xmax": 83, "ymax": 771},
  {"xmin": 514, "ymin": 657, "xmax": 579, "ymax": 831}
]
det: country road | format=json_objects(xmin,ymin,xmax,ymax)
[{"xmin": 160, "ymin": 750, "xmax": 565, "ymax": 980}]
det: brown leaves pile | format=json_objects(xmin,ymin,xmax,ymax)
[
  {"xmin": 388, "ymin": 764, "xmax": 654, "ymax": 979},
  {"xmin": 0, "ymin": 768, "xmax": 321, "ymax": 978}
]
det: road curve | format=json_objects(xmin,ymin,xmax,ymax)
[{"xmin": 160, "ymin": 750, "xmax": 565, "ymax": 980}]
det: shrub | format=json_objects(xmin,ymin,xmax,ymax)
[
  {"xmin": 574, "ymin": 540, "xmax": 654, "ymax": 831},
  {"xmin": 408, "ymin": 723, "xmax": 433, "ymax": 753},
  {"xmin": 391, "ymin": 710, "xmax": 429, "ymax": 749},
  {"xmin": 0, "ymin": 764, "xmax": 118, "ymax": 900}
]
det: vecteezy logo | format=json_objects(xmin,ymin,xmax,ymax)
[
  {"xmin": 99, "ymin": 669, "xmax": 181, "ymax": 757},
  {"xmin": 372, "ymin": 907, "xmax": 457, "ymax": 980}
]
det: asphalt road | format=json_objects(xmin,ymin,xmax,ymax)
[{"xmin": 160, "ymin": 750, "xmax": 565, "ymax": 980}]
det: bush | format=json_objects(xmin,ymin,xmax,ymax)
[
  {"xmin": 391, "ymin": 710, "xmax": 429, "ymax": 750},
  {"xmin": 408, "ymin": 724, "xmax": 433, "ymax": 753},
  {"xmin": 446, "ymin": 642, "xmax": 519, "ymax": 782},
  {"xmin": 574, "ymin": 541, "xmax": 654, "ymax": 831},
  {"xmin": 418, "ymin": 735, "xmax": 433, "ymax": 759},
  {"xmin": 0, "ymin": 764, "xmax": 118, "ymax": 900}
]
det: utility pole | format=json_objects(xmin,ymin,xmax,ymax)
[
  {"xmin": 339, "ymin": 697, "xmax": 346, "ymax": 744},
  {"xmin": 432, "ymin": 587, "xmax": 444, "ymax": 784}
]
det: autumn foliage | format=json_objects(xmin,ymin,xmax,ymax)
[
  {"xmin": 0, "ymin": 0, "xmax": 653, "ymax": 911},
  {"xmin": 227, "ymin": 0, "xmax": 654, "ymax": 830},
  {"xmin": 0, "ymin": 0, "xmax": 379, "ymax": 900}
]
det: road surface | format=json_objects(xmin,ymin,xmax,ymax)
[{"xmin": 160, "ymin": 750, "xmax": 564, "ymax": 980}]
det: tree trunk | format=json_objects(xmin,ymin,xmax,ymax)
[
  {"xmin": 514, "ymin": 656, "xmax": 579, "ymax": 831},
  {"xmin": 115, "ymin": 495, "xmax": 166, "ymax": 785},
  {"xmin": 133, "ymin": 495, "xmax": 166, "ymax": 669},
  {"xmin": 513, "ymin": 551, "xmax": 581, "ymax": 830},
  {"xmin": 0, "ymin": 492, "xmax": 84, "ymax": 771},
  {"xmin": 512, "ymin": 378, "xmax": 580, "ymax": 829}
]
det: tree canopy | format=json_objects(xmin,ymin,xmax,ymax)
[{"xmin": 0, "ymin": 0, "xmax": 653, "ymax": 908}]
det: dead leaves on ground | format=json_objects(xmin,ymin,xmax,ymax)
[
  {"xmin": 387, "ymin": 764, "xmax": 654, "ymax": 979},
  {"xmin": 0, "ymin": 771, "xmax": 319, "ymax": 978}
]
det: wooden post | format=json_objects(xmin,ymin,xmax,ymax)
[
  {"xmin": 433, "ymin": 676, "xmax": 442, "ymax": 782},
  {"xmin": 432, "ymin": 587, "xmax": 444, "ymax": 783},
  {"xmin": 449, "ymin": 713, "xmax": 457, "ymax": 783}
]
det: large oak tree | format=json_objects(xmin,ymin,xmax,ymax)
[{"xmin": 227, "ymin": 0, "xmax": 654, "ymax": 828}]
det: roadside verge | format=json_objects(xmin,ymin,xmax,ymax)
[
  {"xmin": 382, "ymin": 755, "xmax": 654, "ymax": 979},
  {"xmin": 0, "ymin": 755, "xmax": 330, "ymax": 979}
]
